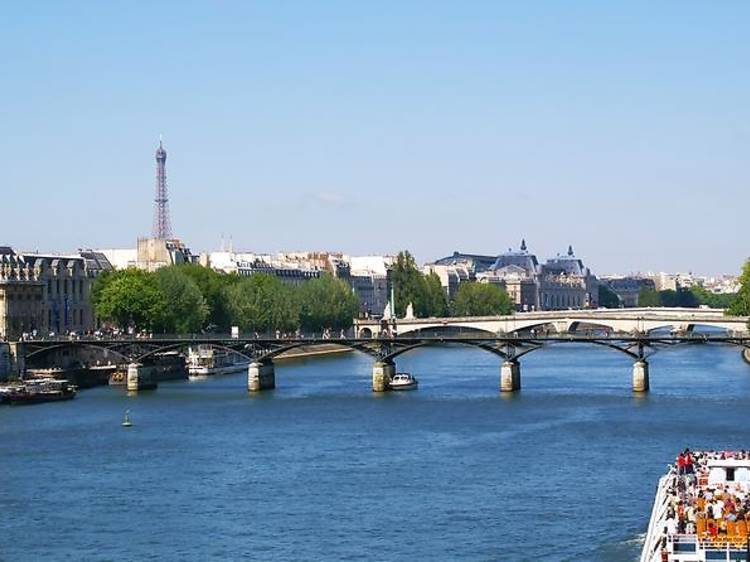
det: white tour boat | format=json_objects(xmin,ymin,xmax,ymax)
[
  {"xmin": 187, "ymin": 346, "xmax": 250, "ymax": 378},
  {"xmin": 389, "ymin": 372, "xmax": 418, "ymax": 391},
  {"xmin": 641, "ymin": 450, "xmax": 750, "ymax": 562}
]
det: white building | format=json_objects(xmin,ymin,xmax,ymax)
[
  {"xmin": 99, "ymin": 248, "xmax": 137, "ymax": 270},
  {"xmin": 423, "ymin": 264, "xmax": 471, "ymax": 300},
  {"xmin": 347, "ymin": 256, "xmax": 395, "ymax": 316}
]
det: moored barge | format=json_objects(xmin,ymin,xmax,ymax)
[{"xmin": 1, "ymin": 378, "xmax": 77, "ymax": 405}]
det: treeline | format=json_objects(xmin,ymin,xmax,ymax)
[
  {"xmin": 728, "ymin": 260, "xmax": 750, "ymax": 320},
  {"xmin": 392, "ymin": 251, "xmax": 513, "ymax": 317},
  {"xmin": 638, "ymin": 286, "xmax": 737, "ymax": 309},
  {"xmin": 92, "ymin": 252, "xmax": 515, "ymax": 334},
  {"xmin": 92, "ymin": 264, "xmax": 359, "ymax": 334}
]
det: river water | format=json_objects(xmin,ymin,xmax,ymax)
[{"xmin": 1, "ymin": 343, "xmax": 749, "ymax": 561}]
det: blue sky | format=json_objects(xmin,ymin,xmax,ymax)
[{"xmin": 1, "ymin": 1, "xmax": 747, "ymax": 274}]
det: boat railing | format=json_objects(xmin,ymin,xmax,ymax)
[
  {"xmin": 667, "ymin": 534, "xmax": 699, "ymax": 557},
  {"xmin": 640, "ymin": 472, "xmax": 675, "ymax": 562},
  {"xmin": 661, "ymin": 529, "xmax": 750, "ymax": 561}
]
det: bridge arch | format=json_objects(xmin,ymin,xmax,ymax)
[
  {"xmin": 24, "ymin": 342, "xmax": 134, "ymax": 365},
  {"xmin": 510, "ymin": 339, "xmax": 643, "ymax": 361},
  {"xmin": 503, "ymin": 320, "xmax": 569, "ymax": 334},
  {"xmin": 683, "ymin": 323, "xmax": 736, "ymax": 334},
  {"xmin": 563, "ymin": 320, "xmax": 619, "ymax": 334},
  {"xmin": 136, "ymin": 342, "xmax": 256, "ymax": 363},
  {"xmin": 396, "ymin": 323, "xmax": 499, "ymax": 337},
  {"xmin": 382, "ymin": 339, "xmax": 509, "ymax": 361},
  {"xmin": 253, "ymin": 340, "xmax": 381, "ymax": 362}
]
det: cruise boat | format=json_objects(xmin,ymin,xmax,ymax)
[
  {"xmin": 0, "ymin": 385, "xmax": 15, "ymax": 404},
  {"xmin": 641, "ymin": 450, "xmax": 750, "ymax": 562},
  {"xmin": 4, "ymin": 378, "xmax": 77, "ymax": 405},
  {"xmin": 187, "ymin": 346, "xmax": 250, "ymax": 378},
  {"xmin": 389, "ymin": 372, "xmax": 418, "ymax": 391}
]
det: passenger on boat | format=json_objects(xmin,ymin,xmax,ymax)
[{"xmin": 661, "ymin": 449, "xmax": 750, "ymax": 546}]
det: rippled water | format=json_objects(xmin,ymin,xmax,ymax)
[{"xmin": 2, "ymin": 343, "xmax": 750, "ymax": 561}]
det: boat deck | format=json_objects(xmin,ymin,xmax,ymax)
[{"xmin": 642, "ymin": 450, "xmax": 750, "ymax": 562}]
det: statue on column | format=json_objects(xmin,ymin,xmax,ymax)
[{"xmin": 405, "ymin": 302, "xmax": 415, "ymax": 319}]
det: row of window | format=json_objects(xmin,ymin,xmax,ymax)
[
  {"xmin": 542, "ymin": 292, "xmax": 585, "ymax": 309},
  {"xmin": 0, "ymin": 292, "xmax": 43, "ymax": 301},
  {"xmin": 46, "ymin": 278, "xmax": 86, "ymax": 298}
]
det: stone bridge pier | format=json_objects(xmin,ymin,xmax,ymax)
[
  {"xmin": 500, "ymin": 360, "xmax": 521, "ymax": 393},
  {"xmin": 126, "ymin": 363, "xmax": 158, "ymax": 392},
  {"xmin": 632, "ymin": 359, "xmax": 649, "ymax": 393},
  {"xmin": 7, "ymin": 342, "xmax": 25, "ymax": 378},
  {"xmin": 372, "ymin": 360, "xmax": 395, "ymax": 392},
  {"xmin": 248, "ymin": 360, "xmax": 276, "ymax": 392}
]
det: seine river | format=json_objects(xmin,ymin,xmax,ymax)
[{"xmin": 2, "ymin": 343, "xmax": 749, "ymax": 561}]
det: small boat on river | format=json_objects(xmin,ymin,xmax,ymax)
[{"xmin": 390, "ymin": 372, "xmax": 418, "ymax": 391}]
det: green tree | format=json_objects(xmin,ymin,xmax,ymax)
[
  {"xmin": 224, "ymin": 274, "xmax": 299, "ymax": 333},
  {"xmin": 639, "ymin": 286, "xmax": 701, "ymax": 308},
  {"xmin": 598, "ymin": 284, "xmax": 621, "ymax": 308},
  {"xmin": 177, "ymin": 263, "xmax": 239, "ymax": 330},
  {"xmin": 391, "ymin": 251, "xmax": 448, "ymax": 318},
  {"xmin": 422, "ymin": 272, "xmax": 449, "ymax": 317},
  {"xmin": 391, "ymin": 251, "xmax": 425, "ymax": 317},
  {"xmin": 91, "ymin": 269, "xmax": 113, "ymax": 311},
  {"xmin": 93, "ymin": 269, "xmax": 168, "ymax": 332},
  {"xmin": 298, "ymin": 275, "xmax": 360, "ymax": 332},
  {"xmin": 155, "ymin": 267, "xmax": 209, "ymax": 334},
  {"xmin": 728, "ymin": 259, "xmax": 750, "ymax": 322},
  {"xmin": 638, "ymin": 287, "xmax": 661, "ymax": 307},
  {"xmin": 656, "ymin": 288, "xmax": 698, "ymax": 308},
  {"xmin": 690, "ymin": 285, "xmax": 737, "ymax": 310},
  {"xmin": 451, "ymin": 282, "xmax": 513, "ymax": 317},
  {"xmin": 659, "ymin": 289, "xmax": 678, "ymax": 307}
]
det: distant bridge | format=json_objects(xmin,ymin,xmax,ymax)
[
  {"xmin": 353, "ymin": 307, "xmax": 748, "ymax": 337},
  {"xmin": 11, "ymin": 329, "xmax": 750, "ymax": 395}
]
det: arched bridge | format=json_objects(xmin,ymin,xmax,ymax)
[
  {"xmin": 354, "ymin": 307, "xmax": 748, "ymax": 337},
  {"xmin": 12, "ymin": 330, "xmax": 750, "ymax": 395}
]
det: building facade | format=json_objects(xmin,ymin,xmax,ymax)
[
  {"xmin": 430, "ymin": 241, "xmax": 599, "ymax": 311},
  {"xmin": 0, "ymin": 247, "xmax": 44, "ymax": 339},
  {"xmin": 136, "ymin": 237, "xmax": 195, "ymax": 272},
  {"xmin": 201, "ymin": 251, "xmax": 394, "ymax": 316},
  {"xmin": 601, "ymin": 276, "xmax": 656, "ymax": 307},
  {"xmin": 346, "ymin": 256, "xmax": 394, "ymax": 317},
  {"xmin": 0, "ymin": 247, "xmax": 112, "ymax": 339},
  {"xmin": 236, "ymin": 258, "xmax": 322, "ymax": 286},
  {"xmin": 539, "ymin": 247, "xmax": 599, "ymax": 310},
  {"xmin": 423, "ymin": 263, "xmax": 471, "ymax": 300}
]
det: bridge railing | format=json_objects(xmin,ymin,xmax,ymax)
[{"xmin": 14, "ymin": 332, "xmax": 750, "ymax": 345}]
